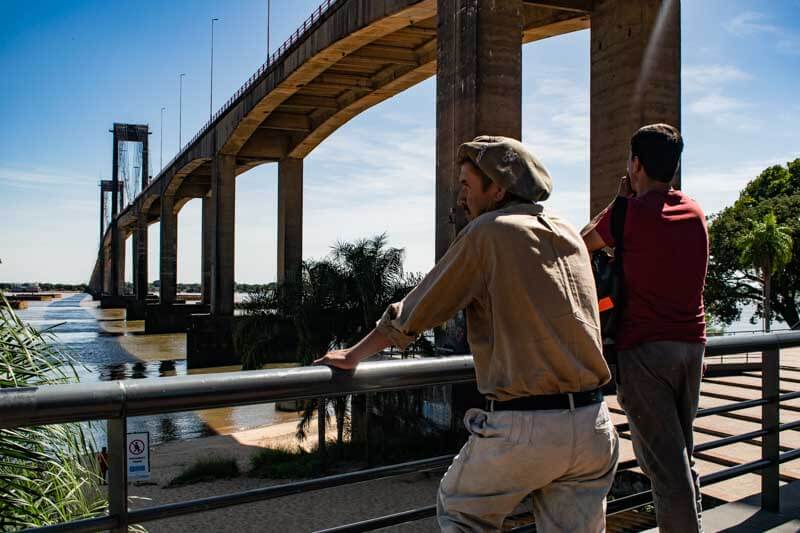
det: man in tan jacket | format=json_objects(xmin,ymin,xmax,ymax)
[{"xmin": 315, "ymin": 136, "xmax": 618, "ymax": 532}]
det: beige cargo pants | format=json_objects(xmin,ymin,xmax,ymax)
[{"xmin": 437, "ymin": 402, "xmax": 619, "ymax": 532}]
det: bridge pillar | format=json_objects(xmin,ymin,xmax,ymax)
[
  {"xmin": 133, "ymin": 213, "xmax": 148, "ymax": 301},
  {"xmin": 103, "ymin": 244, "xmax": 112, "ymax": 295},
  {"xmin": 159, "ymin": 193, "xmax": 178, "ymax": 306},
  {"xmin": 201, "ymin": 194, "xmax": 213, "ymax": 305},
  {"xmin": 116, "ymin": 229, "xmax": 126, "ymax": 295},
  {"xmin": 277, "ymin": 158, "xmax": 303, "ymax": 284},
  {"xmin": 589, "ymin": 0, "xmax": 681, "ymax": 216},
  {"xmin": 211, "ymin": 154, "xmax": 236, "ymax": 316},
  {"xmin": 435, "ymin": 0, "xmax": 523, "ymax": 260}
]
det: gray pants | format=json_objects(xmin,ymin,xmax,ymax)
[
  {"xmin": 617, "ymin": 341, "xmax": 705, "ymax": 533},
  {"xmin": 437, "ymin": 402, "xmax": 619, "ymax": 532}
]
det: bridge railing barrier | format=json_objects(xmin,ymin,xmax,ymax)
[{"xmin": 3, "ymin": 331, "xmax": 800, "ymax": 532}]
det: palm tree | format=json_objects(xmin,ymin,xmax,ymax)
[{"xmin": 737, "ymin": 212, "xmax": 794, "ymax": 332}]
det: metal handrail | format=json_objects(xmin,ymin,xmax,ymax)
[{"xmin": 4, "ymin": 331, "xmax": 800, "ymax": 532}]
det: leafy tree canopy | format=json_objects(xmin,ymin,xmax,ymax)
[{"xmin": 706, "ymin": 159, "xmax": 800, "ymax": 329}]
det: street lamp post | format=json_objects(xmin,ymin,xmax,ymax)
[
  {"xmin": 210, "ymin": 17, "xmax": 219, "ymax": 120},
  {"xmin": 160, "ymin": 107, "xmax": 166, "ymax": 171},
  {"xmin": 267, "ymin": 0, "xmax": 271, "ymax": 57},
  {"xmin": 179, "ymin": 73, "xmax": 185, "ymax": 150}
]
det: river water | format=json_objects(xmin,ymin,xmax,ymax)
[{"xmin": 15, "ymin": 293, "xmax": 300, "ymax": 446}]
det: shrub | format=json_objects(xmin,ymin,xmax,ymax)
[
  {"xmin": 168, "ymin": 456, "xmax": 240, "ymax": 487},
  {"xmin": 249, "ymin": 447, "xmax": 322, "ymax": 479}
]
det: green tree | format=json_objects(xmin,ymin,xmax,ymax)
[
  {"xmin": 706, "ymin": 159, "xmax": 800, "ymax": 329},
  {"xmin": 737, "ymin": 212, "xmax": 794, "ymax": 332}
]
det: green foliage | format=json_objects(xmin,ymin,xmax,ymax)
[
  {"xmin": 168, "ymin": 456, "xmax": 240, "ymax": 487},
  {"xmin": 237, "ymin": 234, "xmax": 429, "ymax": 370},
  {"xmin": 0, "ymin": 295, "xmax": 106, "ymax": 530},
  {"xmin": 737, "ymin": 212, "xmax": 793, "ymax": 276},
  {"xmin": 706, "ymin": 159, "xmax": 800, "ymax": 329},
  {"xmin": 249, "ymin": 447, "xmax": 322, "ymax": 479}
]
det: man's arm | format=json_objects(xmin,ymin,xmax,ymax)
[
  {"xmin": 314, "ymin": 230, "xmax": 482, "ymax": 369},
  {"xmin": 313, "ymin": 329, "xmax": 391, "ymax": 369},
  {"xmin": 581, "ymin": 176, "xmax": 632, "ymax": 252}
]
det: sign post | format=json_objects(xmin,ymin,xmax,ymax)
[{"xmin": 126, "ymin": 432, "xmax": 150, "ymax": 481}]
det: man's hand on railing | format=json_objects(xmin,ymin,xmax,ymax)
[
  {"xmin": 313, "ymin": 348, "xmax": 357, "ymax": 370},
  {"xmin": 313, "ymin": 329, "xmax": 392, "ymax": 370}
]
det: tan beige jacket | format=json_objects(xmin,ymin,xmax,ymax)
[{"xmin": 376, "ymin": 202, "xmax": 611, "ymax": 400}]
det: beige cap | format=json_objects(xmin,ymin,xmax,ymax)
[{"xmin": 457, "ymin": 136, "xmax": 552, "ymax": 202}]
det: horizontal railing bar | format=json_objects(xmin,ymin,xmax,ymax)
[
  {"xmin": 696, "ymin": 397, "xmax": 768, "ymax": 417},
  {"xmin": 694, "ymin": 428, "xmax": 768, "ymax": 452},
  {"xmin": 128, "ymin": 455, "xmax": 453, "ymax": 525},
  {"xmin": 701, "ymin": 458, "xmax": 772, "ymax": 485},
  {"xmin": 21, "ymin": 515, "xmax": 117, "ymax": 533},
  {"xmin": 780, "ymin": 419, "xmax": 800, "ymax": 432},
  {"xmin": 780, "ymin": 448, "xmax": 800, "ymax": 464},
  {"xmin": 704, "ymin": 332, "xmax": 800, "ymax": 357},
  {"xmin": 314, "ymin": 505, "xmax": 437, "ymax": 533},
  {"xmin": 0, "ymin": 357, "xmax": 476, "ymax": 429},
  {"xmin": 4, "ymin": 333, "xmax": 799, "ymax": 431}
]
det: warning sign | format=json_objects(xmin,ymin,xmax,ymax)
[{"xmin": 126, "ymin": 432, "xmax": 150, "ymax": 481}]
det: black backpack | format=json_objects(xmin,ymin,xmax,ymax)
[{"xmin": 592, "ymin": 197, "xmax": 628, "ymax": 378}]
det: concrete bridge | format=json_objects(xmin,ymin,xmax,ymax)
[{"xmin": 87, "ymin": 0, "xmax": 680, "ymax": 366}]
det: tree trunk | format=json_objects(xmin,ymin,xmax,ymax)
[{"xmin": 764, "ymin": 262, "xmax": 772, "ymax": 333}]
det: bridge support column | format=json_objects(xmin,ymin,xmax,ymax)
[
  {"xmin": 133, "ymin": 215, "xmax": 148, "ymax": 302},
  {"xmin": 590, "ymin": 0, "xmax": 681, "ymax": 216},
  {"xmin": 103, "ymin": 245, "xmax": 112, "ymax": 295},
  {"xmin": 159, "ymin": 194, "xmax": 178, "ymax": 306},
  {"xmin": 201, "ymin": 194, "xmax": 213, "ymax": 305},
  {"xmin": 211, "ymin": 154, "xmax": 236, "ymax": 316},
  {"xmin": 116, "ymin": 229, "xmax": 126, "ymax": 295},
  {"xmin": 277, "ymin": 158, "xmax": 303, "ymax": 284},
  {"xmin": 186, "ymin": 154, "xmax": 236, "ymax": 367},
  {"xmin": 435, "ymin": 0, "xmax": 522, "ymax": 260}
]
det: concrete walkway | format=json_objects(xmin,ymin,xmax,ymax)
[{"xmin": 644, "ymin": 480, "xmax": 800, "ymax": 532}]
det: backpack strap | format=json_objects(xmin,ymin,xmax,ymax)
[{"xmin": 610, "ymin": 196, "xmax": 628, "ymax": 257}]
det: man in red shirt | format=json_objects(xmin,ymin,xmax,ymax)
[{"xmin": 583, "ymin": 123, "xmax": 708, "ymax": 532}]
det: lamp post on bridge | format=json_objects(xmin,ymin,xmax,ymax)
[
  {"xmin": 179, "ymin": 73, "xmax": 185, "ymax": 150},
  {"xmin": 210, "ymin": 17, "xmax": 219, "ymax": 120},
  {"xmin": 267, "ymin": 0, "xmax": 271, "ymax": 56},
  {"xmin": 160, "ymin": 107, "xmax": 166, "ymax": 172}
]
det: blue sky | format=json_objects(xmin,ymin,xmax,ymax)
[{"xmin": 1, "ymin": 0, "xmax": 798, "ymax": 285}]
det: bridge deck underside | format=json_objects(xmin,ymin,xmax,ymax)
[{"xmin": 102, "ymin": 1, "xmax": 589, "ymax": 244}]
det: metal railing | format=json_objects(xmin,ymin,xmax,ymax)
[{"xmin": 2, "ymin": 331, "xmax": 800, "ymax": 532}]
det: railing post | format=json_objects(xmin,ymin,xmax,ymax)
[
  {"xmin": 761, "ymin": 348, "xmax": 780, "ymax": 512},
  {"xmin": 107, "ymin": 417, "xmax": 129, "ymax": 532},
  {"xmin": 318, "ymin": 398, "xmax": 327, "ymax": 473}
]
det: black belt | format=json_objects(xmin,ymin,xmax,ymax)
[{"xmin": 488, "ymin": 389, "xmax": 603, "ymax": 412}]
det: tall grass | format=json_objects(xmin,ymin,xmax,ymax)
[{"xmin": 0, "ymin": 295, "xmax": 106, "ymax": 530}]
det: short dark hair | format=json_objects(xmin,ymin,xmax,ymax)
[{"xmin": 630, "ymin": 123, "xmax": 683, "ymax": 183}]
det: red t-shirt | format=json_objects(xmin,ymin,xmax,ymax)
[{"xmin": 596, "ymin": 189, "xmax": 708, "ymax": 350}]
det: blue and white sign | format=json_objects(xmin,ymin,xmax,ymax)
[{"xmin": 126, "ymin": 432, "xmax": 150, "ymax": 481}]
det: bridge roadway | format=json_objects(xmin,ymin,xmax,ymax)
[{"xmin": 88, "ymin": 0, "xmax": 680, "ymax": 365}]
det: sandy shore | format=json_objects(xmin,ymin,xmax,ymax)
[{"xmin": 128, "ymin": 419, "xmax": 442, "ymax": 532}]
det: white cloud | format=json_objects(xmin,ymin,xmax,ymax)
[
  {"xmin": 688, "ymin": 93, "xmax": 748, "ymax": 115},
  {"xmin": 725, "ymin": 12, "xmax": 781, "ymax": 36},
  {"xmin": 683, "ymin": 64, "xmax": 751, "ymax": 93},
  {"xmin": 0, "ymin": 166, "xmax": 88, "ymax": 189},
  {"xmin": 725, "ymin": 11, "xmax": 800, "ymax": 56}
]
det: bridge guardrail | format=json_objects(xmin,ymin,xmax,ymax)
[{"xmin": 3, "ymin": 331, "xmax": 800, "ymax": 531}]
